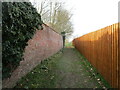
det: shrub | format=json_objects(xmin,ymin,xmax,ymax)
[{"xmin": 2, "ymin": 2, "xmax": 43, "ymax": 79}]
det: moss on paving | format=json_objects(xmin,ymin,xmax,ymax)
[{"xmin": 14, "ymin": 47, "xmax": 111, "ymax": 88}]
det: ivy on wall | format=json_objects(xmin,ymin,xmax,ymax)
[{"xmin": 2, "ymin": 2, "xmax": 43, "ymax": 79}]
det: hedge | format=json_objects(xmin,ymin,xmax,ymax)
[{"xmin": 2, "ymin": 2, "xmax": 43, "ymax": 79}]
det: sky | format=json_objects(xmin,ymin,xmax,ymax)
[
  {"xmin": 30, "ymin": 0, "xmax": 120, "ymax": 41},
  {"xmin": 63, "ymin": 0, "xmax": 119, "ymax": 41}
]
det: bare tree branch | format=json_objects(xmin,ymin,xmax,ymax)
[{"xmin": 33, "ymin": 0, "xmax": 73, "ymax": 37}]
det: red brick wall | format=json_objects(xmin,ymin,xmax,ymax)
[{"xmin": 3, "ymin": 24, "xmax": 63, "ymax": 88}]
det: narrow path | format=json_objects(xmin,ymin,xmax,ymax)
[
  {"xmin": 54, "ymin": 48, "xmax": 100, "ymax": 88},
  {"xmin": 15, "ymin": 48, "xmax": 109, "ymax": 88}
]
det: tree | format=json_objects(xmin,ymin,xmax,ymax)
[
  {"xmin": 50, "ymin": 6, "xmax": 73, "ymax": 36},
  {"xmin": 31, "ymin": 0, "xmax": 73, "ymax": 37}
]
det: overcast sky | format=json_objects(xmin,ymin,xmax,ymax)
[
  {"xmin": 30, "ymin": 0, "xmax": 120, "ymax": 41},
  {"xmin": 64, "ymin": 0, "xmax": 119, "ymax": 41}
]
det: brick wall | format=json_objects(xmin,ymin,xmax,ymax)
[{"xmin": 3, "ymin": 24, "xmax": 63, "ymax": 88}]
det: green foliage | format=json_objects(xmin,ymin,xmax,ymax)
[
  {"xmin": 2, "ymin": 2, "xmax": 43, "ymax": 79},
  {"xmin": 65, "ymin": 42, "xmax": 74, "ymax": 48}
]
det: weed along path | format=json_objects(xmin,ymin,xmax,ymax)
[
  {"xmin": 15, "ymin": 48, "xmax": 110, "ymax": 88},
  {"xmin": 54, "ymin": 48, "xmax": 103, "ymax": 88}
]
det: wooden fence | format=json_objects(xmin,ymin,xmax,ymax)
[{"xmin": 73, "ymin": 23, "xmax": 120, "ymax": 88}]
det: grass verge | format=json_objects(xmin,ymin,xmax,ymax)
[
  {"xmin": 74, "ymin": 48, "xmax": 112, "ymax": 88},
  {"xmin": 14, "ymin": 50, "xmax": 63, "ymax": 88},
  {"xmin": 65, "ymin": 42, "xmax": 74, "ymax": 48}
]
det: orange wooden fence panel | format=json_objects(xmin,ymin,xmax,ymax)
[{"xmin": 73, "ymin": 23, "xmax": 120, "ymax": 88}]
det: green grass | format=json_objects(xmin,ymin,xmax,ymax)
[
  {"xmin": 65, "ymin": 42, "xmax": 74, "ymax": 48},
  {"xmin": 14, "ymin": 51, "xmax": 63, "ymax": 88},
  {"xmin": 74, "ymin": 49, "xmax": 112, "ymax": 88},
  {"xmin": 14, "ymin": 47, "xmax": 111, "ymax": 88}
]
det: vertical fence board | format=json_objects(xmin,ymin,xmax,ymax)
[
  {"xmin": 73, "ymin": 23, "xmax": 119, "ymax": 88},
  {"xmin": 118, "ymin": 23, "xmax": 120, "ymax": 89}
]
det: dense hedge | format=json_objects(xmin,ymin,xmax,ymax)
[{"xmin": 2, "ymin": 2, "xmax": 43, "ymax": 79}]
